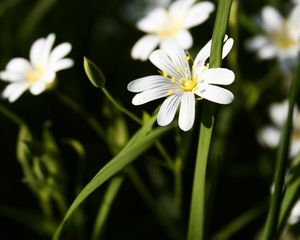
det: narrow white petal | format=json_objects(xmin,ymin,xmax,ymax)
[
  {"xmin": 132, "ymin": 85, "xmax": 176, "ymax": 105},
  {"xmin": 51, "ymin": 59, "xmax": 74, "ymax": 71},
  {"xmin": 174, "ymin": 30, "xmax": 193, "ymax": 49},
  {"xmin": 30, "ymin": 38, "xmax": 45, "ymax": 66},
  {"xmin": 161, "ymin": 39, "xmax": 190, "ymax": 78},
  {"xmin": 128, "ymin": 75, "xmax": 173, "ymax": 93},
  {"xmin": 289, "ymin": 4, "xmax": 300, "ymax": 30},
  {"xmin": 149, "ymin": 50, "xmax": 182, "ymax": 79},
  {"xmin": 183, "ymin": 2, "xmax": 215, "ymax": 28},
  {"xmin": 0, "ymin": 71, "xmax": 24, "ymax": 82},
  {"xmin": 40, "ymin": 33, "xmax": 56, "ymax": 67},
  {"xmin": 257, "ymin": 126, "xmax": 280, "ymax": 148},
  {"xmin": 2, "ymin": 82, "xmax": 29, "ymax": 102},
  {"xmin": 245, "ymin": 36, "xmax": 269, "ymax": 51},
  {"xmin": 178, "ymin": 92, "xmax": 195, "ymax": 131},
  {"xmin": 290, "ymin": 139, "xmax": 300, "ymax": 158},
  {"xmin": 157, "ymin": 94, "xmax": 182, "ymax": 126},
  {"xmin": 289, "ymin": 200, "xmax": 300, "ymax": 225},
  {"xmin": 131, "ymin": 35, "xmax": 160, "ymax": 61},
  {"xmin": 194, "ymin": 36, "xmax": 233, "ymax": 66},
  {"xmin": 6, "ymin": 58, "xmax": 32, "ymax": 74},
  {"xmin": 50, "ymin": 43, "xmax": 72, "ymax": 64},
  {"xmin": 202, "ymin": 68, "xmax": 235, "ymax": 85},
  {"xmin": 30, "ymin": 81, "xmax": 46, "ymax": 95},
  {"xmin": 261, "ymin": 6, "xmax": 283, "ymax": 33},
  {"xmin": 137, "ymin": 8, "xmax": 167, "ymax": 32},
  {"xmin": 169, "ymin": 0, "xmax": 194, "ymax": 20},
  {"xmin": 257, "ymin": 44, "xmax": 276, "ymax": 59},
  {"xmin": 196, "ymin": 84, "xmax": 234, "ymax": 104}
]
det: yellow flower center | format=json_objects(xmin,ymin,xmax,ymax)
[
  {"xmin": 180, "ymin": 77, "xmax": 198, "ymax": 92},
  {"xmin": 26, "ymin": 66, "xmax": 44, "ymax": 83},
  {"xmin": 270, "ymin": 20, "xmax": 297, "ymax": 49},
  {"xmin": 158, "ymin": 14, "xmax": 182, "ymax": 38}
]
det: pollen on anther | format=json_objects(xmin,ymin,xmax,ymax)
[
  {"xmin": 162, "ymin": 71, "xmax": 168, "ymax": 77},
  {"xmin": 185, "ymin": 55, "xmax": 190, "ymax": 61},
  {"xmin": 167, "ymin": 89, "xmax": 174, "ymax": 95},
  {"xmin": 171, "ymin": 76, "xmax": 176, "ymax": 82},
  {"xmin": 176, "ymin": 67, "xmax": 181, "ymax": 73}
]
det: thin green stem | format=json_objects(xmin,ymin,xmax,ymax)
[
  {"xmin": 155, "ymin": 142, "xmax": 173, "ymax": 169},
  {"xmin": 187, "ymin": 0, "xmax": 233, "ymax": 239},
  {"xmin": 0, "ymin": 103, "xmax": 26, "ymax": 127},
  {"xmin": 54, "ymin": 90, "xmax": 106, "ymax": 140},
  {"xmin": 174, "ymin": 157, "xmax": 183, "ymax": 215},
  {"xmin": 102, "ymin": 88, "xmax": 142, "ymax": 125},
  {"xmin": 260, "ymin": 60, "xmax": 300, "ymax": 240}
]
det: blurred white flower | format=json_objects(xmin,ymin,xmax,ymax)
[
  {"xmin": 246, "ymin": 5, "xmax": 300, "ymax": 74},
  {"xmin": 258, "ymin": 100, "xmax": 300, "ymax": 157},
  {"xmin": 128, "ymin": 37, "xmax": 235, "ymax": 131},
  {"xmin": 289, "ymin": 199, "xmax": 300, "ymax": 225},
  {"xmin": 0, "ymin": 33, "xmax": 73, "ymax": 102},
  {"xmin": 131, "ymin": 0, "xmax": 215, "ymax": 61}
]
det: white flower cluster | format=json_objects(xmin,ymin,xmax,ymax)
[
  {"xmin": 0, "ymin": 33, "xmax": 73, "ymax": 102},
  {"xmin": 246, "ymin": 4, "xmax": 300, "ymax": 74}
]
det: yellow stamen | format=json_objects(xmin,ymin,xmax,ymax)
[
  {"xmin": 171, "ymin": 76, "xmax": 176, "ymax": 82},
  {"xmin": 185, "ymin": 55, "xmax": 190, "ymax": 61},
  {"xmin": 167, "ymin": 89, "xmax": 174, "ymax": 95},
  {"xmin": 26, "ymin": 66, "xmax": 44, "ymax": 84},
  {"xmin": 180, "ymin": 77, "xmax": 198, "ymax": 92},
  {"xmin": 176, "ymin": 67, "xmax": 181, "ymax": 73},
  {"xmin": 162, "ymin": 71, "xmax": 168, "ymax": 77}
]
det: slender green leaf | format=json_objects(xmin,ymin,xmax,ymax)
[
  {"xmin": 91, "ymin": 175, "xmax": 124, "ymax": 240},
  {"xmin": 53, "ymin": 117, "xmax": 171, "ymax": 240},
  {"xmin": 187, "ymin": 1, "xmax": 233, "ymax": 240},
  {"xmin": 84, "ymin": 57, "xmax": 106, "ymax": 88}
]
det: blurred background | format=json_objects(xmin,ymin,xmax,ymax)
[{"xmin": 0, "ymin": 0, "xmax": 299, "ymax": 239}]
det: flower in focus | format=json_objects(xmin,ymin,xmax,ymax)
[
  {"xmin": 257, "ymin": 100, "xmax": 300, "ymax": 157},
  {"xmin": 246, "ymin": 5, "xmax": 300, "ymax": 74},
  {"xmin": 131, "ymin": 0, "xmax": 215, "ymax": 61},
  {"xmin": 0, "ymin": 33, "xmax": 73, "ymax": 102},
  {"xmin": 128, "ymin": 37, "xmax": 235, "ymax": 131},
  {"xmin": 289, "ymin": 199, "xmax": 300, "ymax": 225}
]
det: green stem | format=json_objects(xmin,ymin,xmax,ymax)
[
  {"xmin": 260, "ymin": 59, "xmax": 300, "ymax": 240},
  {"xmin": 187, "ymin": 0, "xmax": 233, "ymax": 239},
  {"xmin": 102, "ymin": 87, "xmax": 142, "ymax": 125},
  {"xmin": 0, "ymin": 103, "xmax": 26, "ymax": 127},
  {"xmin": 54, "ymin": 90, "xmax": 106, "ymax": 140},
  {"xmin": 174, "ymin": 157, "xmax": 183, "ymax": 215}
]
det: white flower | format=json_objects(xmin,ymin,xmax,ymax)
[
  {"xmin": 128, "ymin": 37, "xmax": 235, "ymax": 131},
  {"xmin": 289, "ymin": 199, "xmax": 300, "ymax": 225},
  {"xmin": 0, "ymin": 33, "xmax": 74, "ymax": 102},
  {"xmin": 131, "ymin": 0, "xmax": 215, "ymax": 61},
  {"xmin": 258, "ymin": 100, "xmax": 300, "ymax": 157},
  {"xmin": 246, "ymin": 5, "xmax": 300, "ymax": 74}
]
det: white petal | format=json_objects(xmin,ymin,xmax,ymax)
[
  {"xmin": 5, "ymin": 58, "xmax": 32, "ymax": 74},
  {"xmin": 131, "ymin": 35, "xmax": 160, "ymax": 61},
  {"xmin": 30, "ymin": 81, "xmax": 46, "ymax": 95},
  {"xmin": 30, "ymin": 38, "xmax": 45, "ymax": 66},
  {"xmin": 261, "ymin": 6, "xmax": 283, "ymax": 33},
  {"xmin": 40, "ymin": 33, "xmax": 56, "ymax": 67},
  {"xmin": 257, "ymin": 126, "xmax": 280, "ymax": 148},
  {"xmin": 202, "ymin": 68, "xmax": 235, "ymax": 85},
  {"xmin": 183, "ymin": 2, "xmax": 215, "ymax": 28},
  {"xmin": 289, "ymin": 200, "xmax": 300, "ymax": 225},
  {"xmin": 150, "ymin": 50, "xmax": 182, "ymax": 79},
  {"xmin": 50, "ymin": 43, "xmax": 72, "ymax": 64},
  {"xmin": 132, "ymin": 85, "xmax": 176, "ymax": 105},
  {"xmin": 2, "ymin": 82, "xmax": 29, "ymax": 102},
  {"xmin": 290, "ymin": 139, "xmax": 300, "ymax": 158},
  {"xmin": 169, "ymin": 0, "xmax": 194, "ymax": 20},
  {"xmin": 137, "ymin": 8, "xmax": 168, "ymax": 32},
  {"xmin": 257, "ymin": 44, "xmax": 276, "ymax": 59},
  {"xmin": 128, "ymin": 75, "xmax": 173, "ymax": 93},
  {"xmin": 51, "ymin": 59, "xmax": 74, "ymax": 71},
  {"xmin": 174, "ymin": 30, "xmax": 193, "ymax": 49},
  {"xmin": 196, "ymin": 84, "xmax": 234, "ymax": 104},
  {"xmin": 194, "ymin": 36, "xmax": 233, "ymax": 66},
  {"xmin": 40, "ymin": 71, "xmax": 56, "ymax": 84},
  {"xmin": 245, "ymin": 36, "xmax": 269, "ymax": 51},
  {"xmin": 0, "ymin": 71, "xmax": 24, "ymax": 82},
  {"xmin": 178, "ymin": 92, "xmax": 195, "ymax": 131},
  {"xmin": 157, "ymin": 94, "xmax": 182, "ymax": 126},
  {"xmin": 269, "ymin": 100, "xmax": 289, "ymax": 127},
  {"xmin": 160, "ymin": 39, "xmax": 190, "ymax": 79},
  {"xmin": 289, "ymin": 4, "xmax": 300, "ymax": 31}
]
